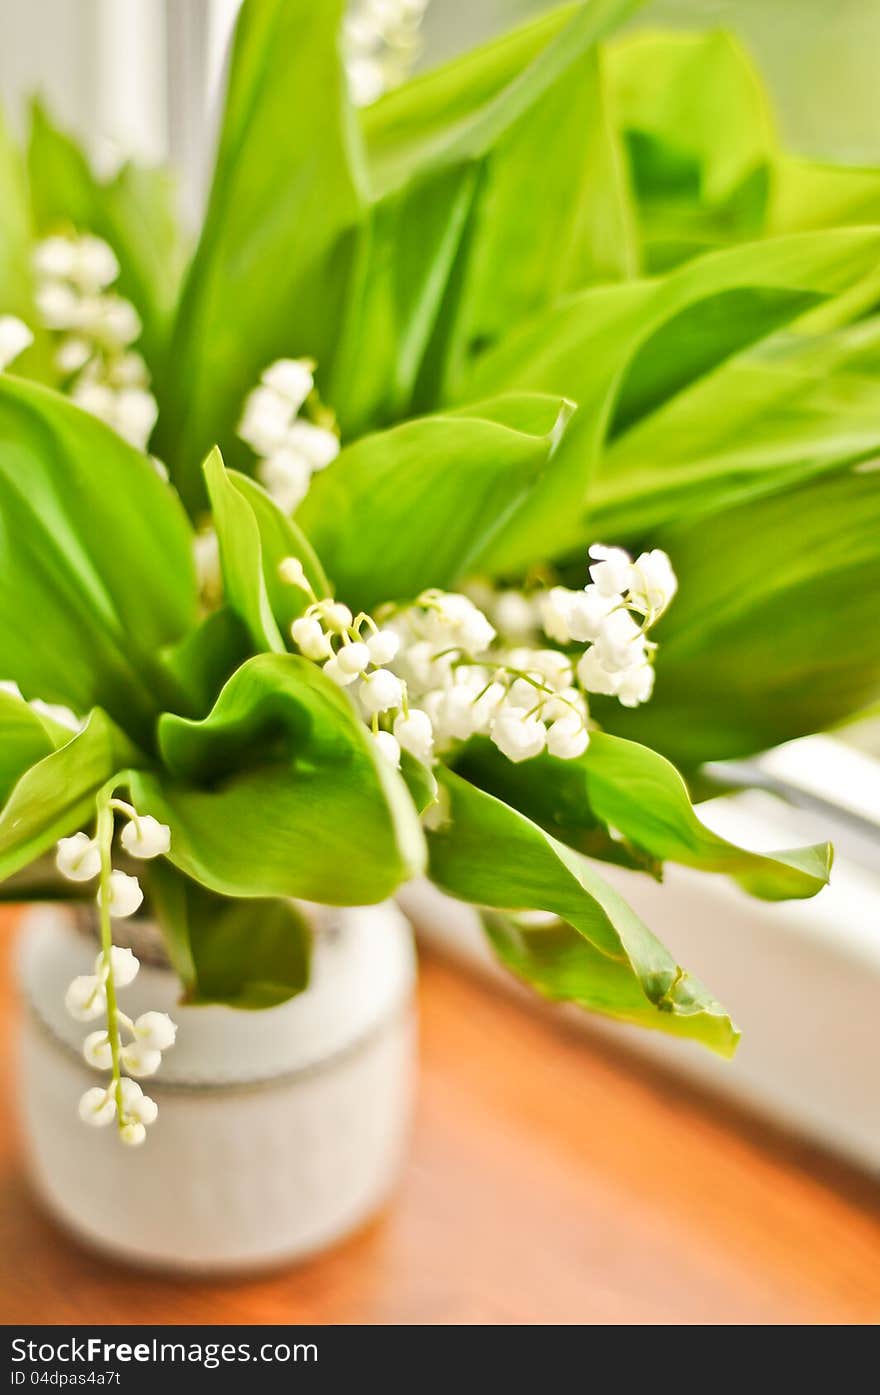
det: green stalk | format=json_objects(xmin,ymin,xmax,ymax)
[{"xmin": 95, "ymin": 782, "xmax": 123, "ymax": 1129}]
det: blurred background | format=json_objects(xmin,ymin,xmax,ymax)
[{"xmin": 0, "ymin": 0, "xmax": 878, "ymax": 1325}]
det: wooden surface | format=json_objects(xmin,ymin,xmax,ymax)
[{"xmin": 1, "ymin": 915, "xmax": 879, "ymax": 1325}]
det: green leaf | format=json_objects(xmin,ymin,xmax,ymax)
[
  {"xmin": 600, "ymin": 468, "xmax": 880, "ymax": 763},
  {"xmin": 298, "ymin": 393, "xmax": 573, "ymax": 611},
  {"xmin": 607, "ymin": 30, "xmax": 775, "ymax": 270},
  {"xmin": 461, "ymin": 228, "xmax": 880, "ymax": 572},
  {"xmin": 0, "ymin": 708, "xmax": 139, "ymax": 882},
  {"xmin": 427, "ymin": 768, "xmax": 738, "ymax": 1056},
  {"xmin": 0, "ymin": 377, "xmax": 198, "ymax": 744},
  {"xmin": 146, "ymin": 860, "xmax": 310, "ymax": 1009},
  {"xmin": 456, "ymin": 733, "xmax": 830, "ymax": 898},
  {"xmin": 0, "ymin": 690, "xmax": 78, "ymax": 803},
  {"xmin": 126, "ymin": 653, "xmax": 425, "ymax": 903},
  {"xmin": 158, "ymin": 0, "xmax": 366, "ymax": 510},
  {"xmin": 27, "ymin": 101, "xmax": 183, "ymax": 384},
  {"xmin": 592, "ymin": 320, "xmax": 880, "ymax": 535},
  {"xmin": 158, "ymin": 607, "xmax": 253, "ymax": 719}
]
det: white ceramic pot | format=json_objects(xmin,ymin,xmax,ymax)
[{"xmin": 16, "ymin": 900, "xmax": 417, "ymax": 1273}]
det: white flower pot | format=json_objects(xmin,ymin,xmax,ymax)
[{"xmin": 16, "ymin": 900, "xmax": 417, "ymax": 1273}]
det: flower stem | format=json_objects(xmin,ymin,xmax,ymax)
[{"xmin": 95, "ymin": 784, "xmax": 123, "ymax": 1128}]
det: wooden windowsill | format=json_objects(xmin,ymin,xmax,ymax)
[{"xmin": 1, "ymin": 918, "xmax": 878, "ymax": 1325}]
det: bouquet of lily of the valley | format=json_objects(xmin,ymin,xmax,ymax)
[{"xmin": 1, "ymin": 0, "xmax": 878, "ymax": 1148}]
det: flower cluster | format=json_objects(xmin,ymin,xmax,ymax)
[
  {"xmin": 345, "ymin": 0, "xmax": 429, "ymax": 107},
  {"xmin": 281, "ymin": 543, "xmax": 675, "ymax": 769},
  {"xmin": 58, "ymin": 796, "xmax": 174, "ymax": 1147},
  {"xmin": 238, "ymin": 358, "xmax": 340, "ymax": 514},
  {"xmin": 32, "ymin": 233, "xmax": 158, "ymax": 450},
  {"xmin": 0, "ymin": 315, "xmax": 33, "ymax": 372},
  {"xmin": 539, "ymin": 545, "xmax": 677, "ymax": 707}
]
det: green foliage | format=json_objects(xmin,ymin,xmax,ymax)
[{"xmin": 1, "ymin": 0, "xmax": 876, "ymax": 1037}]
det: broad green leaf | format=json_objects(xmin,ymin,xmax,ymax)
[
  {"xmin": 298, "ymin": 393, "xmax": 573, "ymax": 611},
  {"xmin": 0, "ymin": 708, "xmax": 138, "ymax": 882},
  {"xmin": 0, "ymin": 377, "xmax": 198, "ymax": 744},
  {"xmin": 607, "ymin": 30, "xmax": 775, "ymax": 270},
  {"xmin": 462, "ymin": 228, "xmax": 880, "ymax": 572},
  {"xmin": 204, "ymin": 448, "xmax": 331, "ymax": 654},
  {"xmin": 126, "ymin": 654, "xmax": 425, "ymax": 903},
  {"xmin": 592, "ymin": 320, "xmax": 880, "ymax": 535},
  {"xmin": 158, "ymin": 0, "xmax": 366, "ymax": 511},
  {"xmin": 27, "ymin": 102, "xmax": 183, "ymax": 384},
  {"xmin": 600, "ymin": 468, "xmax": 880, "ymax": 763},
  {"xmin": 0, "ymin": 690, "xmax": 78, "ymax": 802},
  {"xmin": 427, "ymin": 768, "xmax": 738, "ymax": 1056},
  {"xmin": 400, "ymin": 750, "xmax": 438, "ymax": 816},
  {"xmin": 456, "ymin": 733, "xmax": 830, "ymax": 898},
  {"xmin": 159, "ymin": 607, "xmax": 253, "ymax": 719},
  {"xmin": 769, "ymin": 156, "xmax": 880, "ymax": 236},
  {"xmin": 146, "ymin": 861, "xmax": 310, "ymax": 1009}
]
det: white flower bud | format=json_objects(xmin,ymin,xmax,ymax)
[
  {"xmin": 323, "ymin": 655, "xmax": 358, "ymax": 687},
  {"xmin": 86, "ymin": 295, "xmax": 141, "ymax": 347},
  {"xmin": 56, "ymin": 832, "xmax": 101, "ymax": 882},
  {"xmin": 0, "ymin": 315, "xmax": 33, "ymax": 371},
  {"xmin": 588, "ymin": 544, "xmax": 633, "ymax": 597},
  {"xmin": 261, "ymin": 358, "xmax": 313, "ymax": 411},
  {"xmin": 595, "ymin": 611, "xmax": 645, "ymax": 672},
  {"xmin": 629, "ymin": 549, "xmax": 677, "ymax": 618},
  {"xmin": 120, "ymin": 1121, "xmax": 147, "ymax": 1147},
  {"xmin": 617, "ymin": 663, "xmax": 655, "ymax": 708},
  {"xmin": 120, "ymin": 1078, "xmax": 158, "ymax": 1125},
  {"xmin": 121, "ymin": 1042, "xmax": 162, "ymax": 1077},
  {"xmin": 542, "ymin": 686, "xmax": 585, "ymax": 722},
  {"xmin": 35, "ymin": 281, "xmax": 82, "ymax": 331},
  {"xmin": 65, "ymin": 974, "xmax": 106, "ymax": 1022},
  {"xmin": 278, "ymin": 556, "xmax": 307, "ymax": 589},
  {"xmin": 372, "ymin": 730, "xmax": 401, "ymax": 767},
  {"xmin": 83, "ymin": 1031, "xmax": 113, "ymax": 1071},
  {"xmin": 111, "ymin": 387, "xmax": 158, "ymax": 449},
  {"xmin": 538, "ymin": 586, "xmax": 576, "ymax": 644},
  {"xmin": 119, "ymin": 814, "xmax": 171, "ymax": 860},
  {"xmin": 238, "ymin": 385, "xmax": 295, "ymax": 456},
  {"xmin": 393, "ymin": 708, "xmax": 434, "ymax": 764},
  {"xmin": 95, "ymin": 945, "xmax": 140, "ymax": 987},
  {"xmin": 259, "ymin": 449, "xmax": 312, "ymax": 513},
  {"xmin": 285, "ymin": 419, "xmax": 340, "ymax": 472},
  {"xmin": 526, "ymin": 649, "xmax": 573, "ymax": 690},
  {"xmin": 546, "ymin": 714, "xmax": 590, "ymax": 760},
  {"xmin": 97, "ymin": 870, "xmax": 143, "ymax": 919},
  {"xmin": 490, "ymin": 710, "xmax": 547, "ymax": 764},
  {"xmin": 359, "ymin": 668, "xmax": 404, "ymax": 715},
  {"xmin": 74, "ymin": 235, "xmax": 120, "ymax": 292},
  {"xmin": 366, "ymin": 629, "xmax": 400, "ymax": 665},
  {"xmin": 291, "ymin": 615, "xmax": 332, "ymax": 660},
  {"xmin": 33, "ymin": 236, "xmax": 78, "ymax": 281},
  {"xmin": 336, "ymin": 641, "xmax": 371, "ymax": 676},
  {"xmin": 322, "ymin": 601, "xmax": 353, "ymax": 633},
  {"xmin": 577, "ymin": 647, "xmax": 622, "ymax": 696},
  {"xmin": 566, "ymin": 585, "xmax": 618, "ymax": 644},
  {"xmin": 132, "ymin": 1011, "xmax": 177, "ymax": 1052},
  {"xmin": 54, "ymin": 336, "xmax": 92, "ymax": 375},
  {"xmin": 78, "ymin": 1086, "xmax": 116, "ymax": 1127},
  {"xmin": 494, "ymin": 590, "xmax": 536, "ymax": 640}
]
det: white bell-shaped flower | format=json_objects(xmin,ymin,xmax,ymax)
[
  {"xmin": 372, "ymin": 730, "xmax": 401, "ymax": 767},
  {"xmin": 291, "ymin": 615, "xmax": 332, "ymax": 660},
  {"xmin": 33, "ymin": 235, "xmax": 78, "ymax": 281},
  {"xmin": 360, "ymin": 668, "xmax": 404, "ymax": 715},
  {"xmin": 285, "ymin": 419, "xmax": 340, "ymax": 472},
  {"xmin": 323, "ymin": 655, "xmax": 358, "ymax": 687},
  {"xmin": 617, "ymin": 663, "xmax": 655, "ymax": 708},
  {"xmin": 566, "ymin": 586, "xmax": 619, "ymax": 644},
  {"xmin": 261, "ymin": 358, "xmax": 314, "ymax": 412},
  {"xmin": 120, "ymin": 1121, "xmax": 147, "ymax": 1147},
  {"xmin": 119, "ymin": 815, "xmax": 171, "ymax": 860},
  {"xmin": 120, "ymin": 1077, "xmax": 158, "ymax": 1125},
  {"xmin": 546, "ymin": 713, "xmax": 590, "ymax": 760},
  {"xmin": 595, "ymin": 611, "xmax": 645, "ymax": 672},
  {"xmin": 78, "ymin": 1086, "xmax": 116, "ymax": 1127},
  {"xmin": 588, "ymin": 544, "xmax": 633, "ymax": 597},
  {"xmin": 366, "ymin": 629, "xmax": 400, "ymax": 665},
  {"xmin": 96, "ymin": 945, "xmax": 140, "ymax": 987},
  {"xmin": 65, "ymin": 974, "xmax": 106, "ymax": 1022},
  {"xmin": 490, "ymin": 710, "xmax": 547, "ymax": 763},
  {"xmin": 629, "ymin": 550, "xmax": 677, "ymax": 618},
  {"xmin": 73, "ymin": 235, "xmax": 120, "ymax": 293},
  {"xmin": 82, "ymin": 1030, "xmax": 113, "ymax": 1071},
  {"xmin": 97, "ymin": 870, "xmax": 143, "ymax": 920},
  {"xmin": 132, "ymin": 1011, "xmax": 177, "ymax": 1052},
  {"xmin": 493, "ymin": 590, "xmax": 536, "ymax": 641},
  {"xmin": 56, "ymin": 832, "xmax": 101, "ymax": 883},
  {"xmin": 121, "ymin": 1041, "xmax": 162, "ymax": 1077},
  {"xmin": 0, "ymin": 315, "xmax": 33, "ymax": 371},
  {"xmin": 538, "ymin": 587, "xmax": 576, "ymax": 644},
  {"xmin": 336, "ymin": 641, "xmax": 371, "ymax": 676},
  {"xmin": 393, "ymin": 708, "xmax": 434, "ymax": 764},
  {"xmin": 259, "ymin": 449, "xmax": 312, "ymax": 513},
  {"xmin": 35, "ymin": 281, "xmax": 82, "ymax": 331},
  {"xmin": 239, "ymin": 385, "xmax": 295, "ymax": 456},
  {"xmin": 55, "ymin": 336, "xmax": 92, "ymax": 375},
  {"xmin": 576, "ymin": 647, "xmax": 622, "ymax": 697},
  {"xmin": 322, "ymin": 601, "xmax": 353, "ymax": 634}
]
